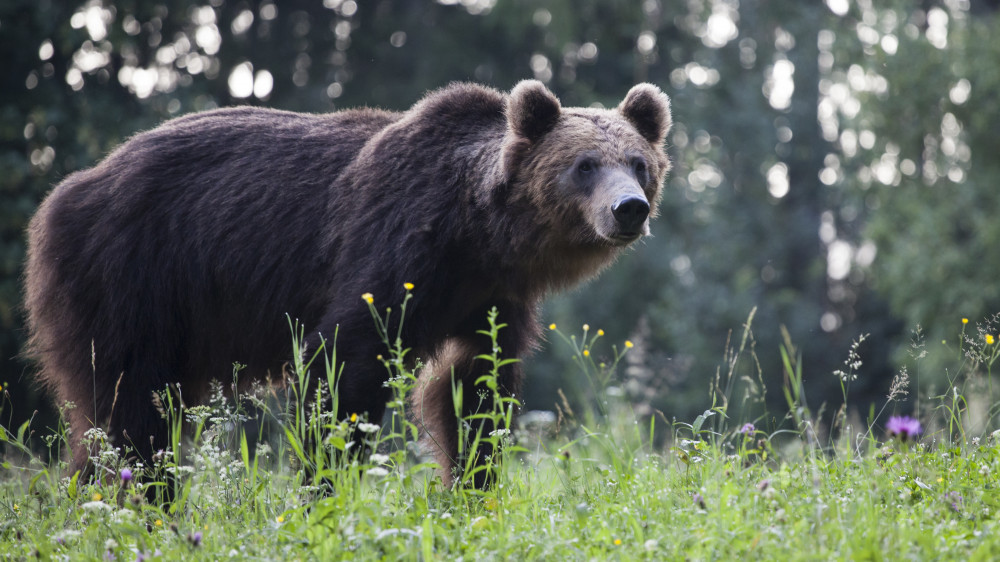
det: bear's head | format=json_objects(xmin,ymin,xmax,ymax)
[{"xmin": 502, "ymin": 80, "xmax": 671, "ymax": 252}]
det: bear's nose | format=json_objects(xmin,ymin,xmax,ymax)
[{"xmin": 611, "ymin": 195, "xmax": 650, "ymax": 233}]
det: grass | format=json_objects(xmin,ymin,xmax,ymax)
[{"xmin": 3, "ymin": 302, "xmax": 1000, "ymax": 560}]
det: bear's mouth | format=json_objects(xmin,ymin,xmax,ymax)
[{"xmin": 608, "ymin": 232, "xmax": 643, "ymax": 246}]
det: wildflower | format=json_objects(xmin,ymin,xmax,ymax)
[
  {"xmin": 154, "ymin": 519, "xmax": 163, "ymax": 527},
  {"xmin": 357, "ymin": 422, "xmax": 380, "ymax": 433},
  {"xmin": 92, "ymin": 492, "xmax": 103, "ymax": 502},
  {"xmin": 82, "ymin": 501, "xmax": 112, "ymax": 513},
  {"xmin": 944, "ymin": 491, "xmax": 964, "ymax": 513},
  {"xmin": 613, "ymin": 539, "xmax": 622, "ymax": 546},
  {"xmin": 739, "ymin": 423, "xmax": 755, "ymax": 435},
  {"xmin": 597, "ymin": 329, "xmax": 605, "ymax": 336},
  {"xmin": 403, "ymin": 282, "xmax": 414, "ymax": 290},
  {"xmin": 987, "ymin": 334, "xmax": 996, "ymax": 345},
  {"xmin": 366, "ymin": 467, "xmax": 389, "ymax": 477},
  {"xmin": 276, "ymin": 515, "xmax": 285, "ymax": 523},
  {"xmin": 349, "ymin": 413, "xmax": 358, "ymax": 423},
  {"xmin": 886, "ymin": 415, "xmax": 922, "ymax": 442},
  {"xmin": 624, "ymin": 340, "xmax": 634, "ymax": 349},
  {"xmin": 583, "ymin": 349, "xmax": 590, "ymax": 357},
  {"xmin": 188, "ymin": 531, "xmax": 202, "ymax": 547},
  {"xmin": 583, "ymin": 324, "xmax": 590, "ymax": 332},
  {"xmin": 549, "ymin": 323, "xmax": 557, "ymax": 331},
  {"xmin": 693, "ymin": 493, "xmax": 707, "ymax": 510},
  {"xmin": 120, "ymin": 468, "xmax": 132, "ymax": 483},
  {"xmin": 963, "ymin": 318, "xmax": 969, "ymax": 324},
  {"xmin": 370, "ymin": 453, "xmax": 391, "ymax": 465},
  {"xmin": 361, "ymin": 293, "xmax": 374, "ymax": 304}
]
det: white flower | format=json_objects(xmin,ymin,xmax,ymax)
[
  {"xmin": 358, "ymin": 422, "xmax": 381, "ymax": 434},
  {"xmin": 370, "ymin": 453, "xmax": 391, "ymax": 465},
  {"xmin": 489, "ymin": 428, "xmax": 511, "ymax": 438},
  {"xmin": 366, "ymin": 467, "xmax": 389, "ymax": 477},
  {"xmin": 82, "ymin": 501, "xmax": 112, "ymax": 513}
]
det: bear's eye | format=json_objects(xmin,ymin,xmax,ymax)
[
  {"xmin": 577, "ymin": 159, "xmax": 598, "ymax": 175},
  {"xmin": 633, "ymin": 159, "xmax": 648, "ymax": 179}
]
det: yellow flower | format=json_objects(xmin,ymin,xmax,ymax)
[
  {"xmin": 155, "ymin": 519, "xmax": 163, "ymax": 527},
  {"xmin": 276, "ymin": 515, "xmax": 285, "ymax": 523},
  {"xmin": 403, "ymin": 282, "xmax": 414, "ymax": 291},
  {"xmin": 92, "ymin": 492, "xmax": 102, "ymax": 502},
  {"xmin": 350, "ymin": 413, "xmax": 358, "ymax": 423},
  {"xmin": 624, "ymin": 340, "xmax": 634, "ymax": 349},
  {"xmin": 583, "ymin": 349, "xmax": 590, "ymax": 357},
  {"xmin": 614, "ymin": 538, "xmax": 622, "ymax": 546},
  {"xmin": 597, "ymin": 329, "xmax": 605, "ymax": 336},
  {"xmin": 361, "ymin": 292, "xmax": 374, "ymax": 304},
  {"xmin": 987, "ymin": 334, "xmax": 995, "ymax": 345},
  {"xmin": 549, "ymin": 323, "xmax": 557, "ymax": 331},
  {"xmin": 963, "ymin": 318, "xmax": 969, "ymax": 324}
]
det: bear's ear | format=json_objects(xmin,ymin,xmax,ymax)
[
  {"xmin": 506, "ymin": 80, "xmax": 562, "ymax": 142},
  {"xmin": 618, "ymin": 83, "xmax": 672, "ymax": 146}
]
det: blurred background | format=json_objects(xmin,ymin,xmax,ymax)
[{"xmin": 2, "ymin": 0, "xmax": 998, "ymax": 440}]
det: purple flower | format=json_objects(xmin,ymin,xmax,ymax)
[
  {"xmin": 739, "ymin": 423, "xmax": 755, "ymax": 435},
  {"xmin": 944, "ymin": 491, "xmax": 963, "ymax": 513},
  {"xmin": 886, "ymin": 416, "xmax": 922, "ymax": 441},
  {"xmin": 188, "ymin": 531, "xmax": 203, "ymax": 547},
  {"xmin": 120, "ymin": 468, "xmax": 132, "ymax": 483},
  {"xmin": 692, "ymin": 493, "xmax": 706, "ymax": 510}
]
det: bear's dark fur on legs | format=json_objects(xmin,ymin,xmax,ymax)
[{"xmin": 23, "ymin": 81, "xmax": 671, "ymax": 486}]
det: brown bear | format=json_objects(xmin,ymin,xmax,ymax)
[{"xmin": 23, "ymin": 80, "xmax": 671, "ymax": 486}]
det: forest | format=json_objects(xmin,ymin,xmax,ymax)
[{"xmin": 2, "ymin": 0, "xmax": 998, "ymax": 437}]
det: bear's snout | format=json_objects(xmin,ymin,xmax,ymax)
[{"xmin": 611, "ymin": 195, "xmax": 650, "ymax": 235}]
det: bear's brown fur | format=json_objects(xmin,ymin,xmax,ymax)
[{"xmin": 23, "ymin": 80, "xmax": 671, "ymax": 486}]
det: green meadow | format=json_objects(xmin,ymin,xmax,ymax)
[{"xmin": 3, "ymin": 307, "xmax": 1000, "ymax": 561}]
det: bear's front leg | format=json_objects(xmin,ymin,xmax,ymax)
[{"xmin": 412, "ymin": 303, "xmax": 536, "ymax": 488}]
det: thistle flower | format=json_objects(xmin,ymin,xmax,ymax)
[
  {"xmin": 886, "ymin": 415, "xmax": 922, "ymax": 442},
  {"xmin": 188, "ymin": 531, "xmax": 202, "ymax": 547},
  {"xmin": 120, "ymin": 468, "xmax": 132, "ymax": 484},
  {"xmin": 739, "ymin": 423, "xmax": 755, "ymax": 435}
]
